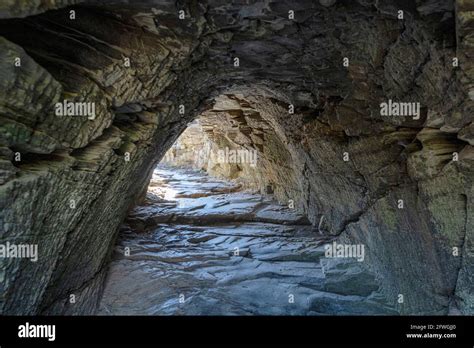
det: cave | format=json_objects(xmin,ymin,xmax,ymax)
[{"xmin": 0, "ymin": 0, "xmax": 472, "ymax": 318}]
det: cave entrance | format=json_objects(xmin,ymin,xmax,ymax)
[
  {"xmin": 146, "ymin": 107, "xmax": 273, "ymax": 212},
  {"xmin": 151, "ymin": 92, "xmax": 289, "ymax": 201},
  {"xmin": 98, "ymin": 108, "xmax": 342, "ymax": 315},
  {"xmin": 159, "ymin": 116, "xmax": 258, "ymax": 182},
  {"xmin": 0, "ymin": 0, "xmax": 470, "ymax": 318}
]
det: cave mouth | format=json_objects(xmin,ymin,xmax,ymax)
[
  {"xmin": 100, "ymin": 161, "xmax": 332, "ymax": 315},
  {"xmin": 159, "ymin": 114, "xmax": 261, "ymax": 188},
  {"xmin": 0, "ymin": 0, "xmax": 472, "ymax": 317},
  {"xmin": 102, "ymin": 112, "xmax": 340, "ymax": 315}
]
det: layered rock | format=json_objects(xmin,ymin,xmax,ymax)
[
  {"xmin": 0, "ymin": 0, "xmax": 472, "ymax": 315},
  {"xmin": 99, "ymin": 167, "xmax": 395, "ymax": 315}
]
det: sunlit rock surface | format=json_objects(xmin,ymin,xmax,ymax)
[{"xmin": 98, "ymin": 167, "xmax": 396, "ymax": 315}]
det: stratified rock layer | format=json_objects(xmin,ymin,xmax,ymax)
[
  {"xmin": 0, "ymin": 0, "xmax": 472, "ymax": 315},
  {"xmin": 99, "ymin": 167, "xmax": 395, "ymax": 315}
]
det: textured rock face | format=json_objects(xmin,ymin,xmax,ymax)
[
  {"xmin": 0, "ymin": 0, "xmax": 472, "ymax": 315},
  {"xmin": 161, "ymin": 113, "xmax": 262, "ymax": 188},
  {"xmin": 99, "ymin": 167, "xmax": 395, "ymax": 315},
  {"xmin": 160, "ymin": 121, "xmax": 210, "ymax": 170}
]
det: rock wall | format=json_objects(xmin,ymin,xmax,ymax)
[
  {"xmin": 161, "ymin": 103, "xmax": 264, "ymax": 190},
  {"xmin": 0, "ymin": 0, "xmax": 472, "ymax": 314},
  {"xmin": 161, "ymin": 121, "xmax": 208, "ymax": 169}
]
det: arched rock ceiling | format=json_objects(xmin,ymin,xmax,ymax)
[
  {"xmin": 0, "ymin": 0, "xmax": 472, "ymax": 154},
  {"xmin": 0, "ymin": 0, "xmax": 472, "ymax": 315}
]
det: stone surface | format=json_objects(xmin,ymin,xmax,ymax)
[
  {"xmin": 0, "ymin": 0, "xmax": 84, "ymax": 19},
  {"xmin": 0, "ymin": 0, "xmax": 472, "ymax": 315},
  {"xmin": 99, "ymin": 166, "xmax": 395, "ymax": 315}
]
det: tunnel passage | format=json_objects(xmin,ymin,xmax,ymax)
[{"xmin": 0, "ymin": 0, "xmax": 473, "ymax": 315}]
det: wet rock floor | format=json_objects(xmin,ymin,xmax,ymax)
[{"xmin": 98, "ymin": 166, "xmax": 396, "ymax": 315}]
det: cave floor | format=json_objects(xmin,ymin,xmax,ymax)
[{"xmin": 98, "ymin": 166, "xmax": 396, "ymax": 315}]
